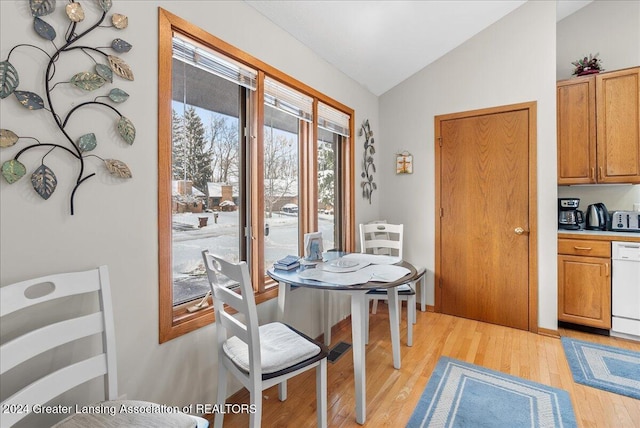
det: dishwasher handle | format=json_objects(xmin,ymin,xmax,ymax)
[{"xmin": 612, "ymin": 241, "xmax": 640, "ymax": 261}]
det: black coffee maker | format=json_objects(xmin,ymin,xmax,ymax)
[{"xmin": 558, "ymin": 198, "xmax": 583, "ymax": 230}]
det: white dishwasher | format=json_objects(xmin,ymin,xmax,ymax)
[{"xmin": 611, "ymin": 241, "xmax": 640, "ymax": 341}]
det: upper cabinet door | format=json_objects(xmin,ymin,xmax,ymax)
[
  {"xmin": 596, "ymin": 67, "xmax": 640, "ymax": 184},
  {"xmin": 557, "ymin": 77, "xmax": 597, "ymax": 184}
]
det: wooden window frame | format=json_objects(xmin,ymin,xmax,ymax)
[{"xmin": 158, "ymin": 8, "xmax": 355, "ymax": 343}]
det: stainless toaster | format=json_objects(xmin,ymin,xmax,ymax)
[{"xmin": 611, "ymin": 211, "xmax": 640, "ymax": 232}]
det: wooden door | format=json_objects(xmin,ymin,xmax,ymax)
[
  {"xmin": 596, "ymin": 67, "xmax": 640, "ymax": 184},
  {"xmin": 557, "ymin": 77, "xmax": 596, "ymax": 184},
  {"xmin": 435, "ymin": 103, "xmax": 537, "ymax": 331}
]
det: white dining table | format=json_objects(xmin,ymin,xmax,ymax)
[{"xmin": 267, "ymin": 252, "xmax": 418, "ymax": 425}]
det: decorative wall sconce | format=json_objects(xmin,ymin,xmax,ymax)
[
  {"xmin": 0, "ymin": 0, "xmax": 134, "ymax": 215},
  {"xmin": 359, "ymin": 119, "xmax": 376, "ymax": 204},
  {"xmin": 396, "ymin": 151, "xmax": 413, "ymax": 174}
]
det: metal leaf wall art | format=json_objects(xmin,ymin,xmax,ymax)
[
  {"xmin": 359, "ymin": 119, "xmax": 376, "ymax": 204},
  {"xmin": 0, "ymin": 0, "xmax": 134, "ymax": 214}
]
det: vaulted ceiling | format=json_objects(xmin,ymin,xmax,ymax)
[{"xmin": 245, "ymin": 1, "xmax": 593, "ymax": 96}]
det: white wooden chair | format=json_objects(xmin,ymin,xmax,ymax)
[
  {"xmin": 202, "ymin": 251, "xmax": 328, "ymax": 428},
  {"xmin": 360, "ymin": 223, "xmax": 416, "ymax": 346},
  {"xmin": 0, "ymin": 266, "xmax": 208, "ymax": 428}
]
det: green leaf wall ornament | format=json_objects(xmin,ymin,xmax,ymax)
[
  {"xmin": 95, "ymin": 64, "xmax": 113, "ymax": 83},
  {"xmin": 108, "ymin": 88, "xmax": 129, "ymax": 103},
  {"xmin": 117, "ymin": 116, "xmax": 136, "ymax": 144},
  {"xmin": 29, "ymin": 0, "xmax": 56, "ymax": 17},
  {"xmin": 0, "ymin": 1, "xmax": 134, "ymax": 215},
  {"xmin": 78, "ymin": 133, "xmax": 97, "ymax": 152},
  {"xmin": 99, "ymin": 0, "xmax": 113, "ymax": 13},
  {"xmin": 70, "ymin": 72, "xmax": 106, "ymax": 91},
  {"xmin": 0, "ymin": 61, "xmax": 20, "ymax": 99},
  {"xmin": 2, "ymin": 159, "xmax": 27, "ymax": 184}
]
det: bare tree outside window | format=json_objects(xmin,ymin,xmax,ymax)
[
  {"xmin": 208, "ymin": 115, "xmax": 239, "ymax": 184},
  {"xmin": 264, "ymin": 131, "xmax": 298, "ymax": 217}
]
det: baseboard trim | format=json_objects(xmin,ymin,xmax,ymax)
[
  {"xmin": 538, "ymin": 327, "xmax": 560, "ymax": 338},
  {"xmin": 317, "ymin": 315, "xmax": 352, "ymax": 343}
]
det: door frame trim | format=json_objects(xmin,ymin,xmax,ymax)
[{"xmin": 434, "ymin": 101, "xmax": 538, "ymax": 333}]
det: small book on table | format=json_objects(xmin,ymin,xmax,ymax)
[{"xmin": 274, "ymin": 255, "xmax": 300, "ymax": 270}]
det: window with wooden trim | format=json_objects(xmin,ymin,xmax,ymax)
[{"xmin": 158, "ymin": 9, "xmax": 355, "ymax": 343}]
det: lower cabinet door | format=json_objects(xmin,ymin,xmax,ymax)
[{"xmin": 558, "ymin": 255, "xmax": 611, "ymax": 329}]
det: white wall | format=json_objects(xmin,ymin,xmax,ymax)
[
  {"xmin": 557, "ymin": 0, "xmax": 640, "ymax": 211},
  {"xmin": 0, "ymin": 0, "xmax": 377, "ymax": 423},
  {"xmin": 377, "ymin": 1, "xmax": 558, "ymax": 329},
  {"xmin": 557, "ymin": 0, "xmax": 640, "ymax": 80}
]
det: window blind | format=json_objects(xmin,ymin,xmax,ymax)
[
  {"xmin": 264, "ymin": 77, "xmax": 313, "ymax": 123},
  {"xmin": 172, "ymin": 35, "xmax": 257, "ymax": 91},
  {"xmin": 318, "ymin": 102, "xmax": 350, "ymax": 137}
]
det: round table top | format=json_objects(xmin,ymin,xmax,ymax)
[{"xmin": 267, "ymin": 251, "xmax": 418, "ymax": 291}]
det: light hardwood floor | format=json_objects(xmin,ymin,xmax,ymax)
[{"xmin": 212, "ymin": 306, "xmax": 640, "ymax": 427}]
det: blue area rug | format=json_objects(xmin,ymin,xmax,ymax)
[
  {"xmin": 561, "ymin": 336, "xmax": 640, "ymax": 400},
  {"xmin": 407, "ymin": 357, "xmax": 577, "ymax": 428}
]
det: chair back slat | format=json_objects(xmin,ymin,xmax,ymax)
[
  {"xmin": 218, "ymin": 310, "xmax": 249, "ymax": 344},
  {"xmin": 0, "ymin": 312, "xmax": 103, "ymax": 375},
  {"xmin": 212, "ymin": 283, "xmax": 247, "ymax": 314},
  {"xmin": 1, "ymin": 354, "xmax": 107, "ymax": 427},
  {"xmin": 0, "ymin": 269, "xmax": 101, "ymax": 316},
  {"xmin": 360, "ymin": 223, "xmax": 404, "ymax": 258}
]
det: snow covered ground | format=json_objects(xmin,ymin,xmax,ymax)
[{"xmin": 171, "ymin": 210, "xmax": 335, "ymax": 305}]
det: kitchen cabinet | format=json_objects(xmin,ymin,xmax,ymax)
[
  {"xmin": 557, "ymin": 66, "xmax": 640, "ymax": 185},
  {"xmin": 558, "ymin": 238, "xmax": 611, "ymax": 329}
]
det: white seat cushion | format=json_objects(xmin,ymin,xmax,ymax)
[
  {"xmin": 52, "ymin": 400, "xmax": 199, "ymax": 428},
  {"xmin": 223, "ymin": 322, "xmax": 320, "ymax": 374},
  {"xmin": 397, "ymin": 283, "xmax": 414, "ymax": 292}
]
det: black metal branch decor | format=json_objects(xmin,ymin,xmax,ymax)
[
  {"xmin": 359, "ymin": 119, "xmax": 376, "ymax": 204},
  {"xmin": 0, "ymin": 0, "xmax": 134, "ymax": 215}
]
